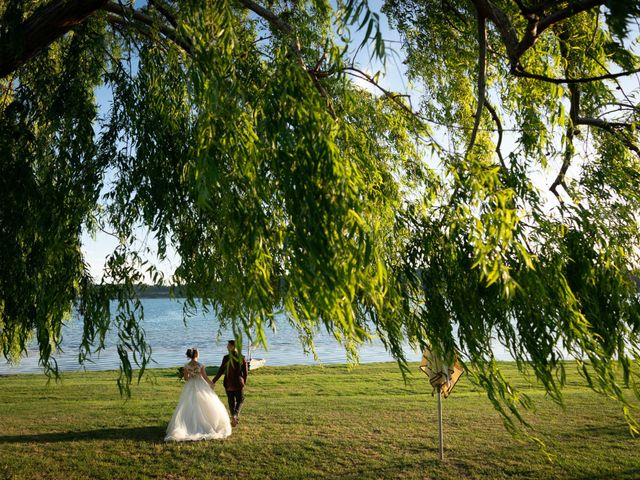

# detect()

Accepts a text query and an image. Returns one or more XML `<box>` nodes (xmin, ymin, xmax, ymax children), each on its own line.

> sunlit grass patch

<box><xmin>0</xmin><ymin>362</ymin><xmax>638</xmax><ymax>479</ymax></box>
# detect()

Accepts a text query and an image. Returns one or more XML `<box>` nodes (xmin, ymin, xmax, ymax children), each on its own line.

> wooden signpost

<box><xmin>419</xmin><ymin>349</ymin><xmax>464</xmax><ymax>461</ymax></box>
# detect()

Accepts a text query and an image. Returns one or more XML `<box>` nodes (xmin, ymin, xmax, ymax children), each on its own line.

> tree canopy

<box><xmin>1</xmin><ymin>0</ymin><xmax>640</xmax><ymax>436</ymax></box>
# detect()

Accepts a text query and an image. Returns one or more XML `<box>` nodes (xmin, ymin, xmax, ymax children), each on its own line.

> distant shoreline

<box><xmin>85</xmin><ymin>284</ymin><xmax>188</xmax><ymax>299</ymax></box>
<box><xmin>133</xmin><ymin>285</ymin><xmax>185</xmax><ymax>298</ymax></box>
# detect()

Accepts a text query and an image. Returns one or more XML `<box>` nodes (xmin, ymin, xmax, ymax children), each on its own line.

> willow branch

<box><xmin>577</xmin><ymin>117</ymin><xmax>640</xmax><ymax>157</ymax></box>
<box><xmin>485</xmin><ymin>100</ymin><xmax>506</xmax><ymax>169</ymax></box>
<box><xmin>340</xmin><ymin>67</ymin><xmax>419</xmax><ymax>118</ymax></box>
<box><xmin>466</xmin><ymin>13</ymin><xmax>487</xmax><ymax>158</ymax></box>
<box><xmin>335</xmin><ymin>66</ymin><xmax>441</xmax><ymax>148</ymax></box>
<box><xmin>0</xmin><ymin>72</ymin><xmax>15</xmax><ymax>106</ymax></box>
<box><xmin>236</xmin><ymin>0</ymin><xmax>338</xmax><ymax>117</ymax></box>
<box><xmin>549</xmin><ymin>85</ymin><xmax>578</xmax><ymax>201</ymax></box>
<box><xmin>550</xmin><ymin>32</ymin><xmax>578</xmax><ymax>202</ymax></box>
<box><xmin>102</xmin><ymin>2</ymin><xmax>192</xmax><ymax>54</ymax></box>
<box><xmin>105</xmin><ymin>14</ymin><xmax>171</xmax><ymax>56</ymax></box>
<box><xmin>237</xmin><ymin>0</ymin><xmax>293</xmax><ymax>35</ymax></box>
<box><xmin>441</xmin><ymin>0</ymin><xmax>471</xmax><ymax>29</ymax></box>
<box><xmin>512</xmin><ymin>0</ymin><xmax>529</xmax><ymax>14</ymax></box>
<box><xmin>586</xmin><ymin>51</ymin><xmax>637</xmax><ymax>109</ymax></box>
<box><xmin>513</xmin><ymin>0</ymin><xmax>563</xmax><ymax>15</ymax></box>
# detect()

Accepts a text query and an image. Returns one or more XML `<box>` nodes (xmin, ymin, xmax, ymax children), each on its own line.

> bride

<box><xmin>165</xmin><ymin>348</ymin><xmax>232</xmax><ymax>441</ymax></box>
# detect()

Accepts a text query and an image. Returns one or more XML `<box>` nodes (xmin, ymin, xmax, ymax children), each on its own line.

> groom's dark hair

<box><xmin>227</xmin><ymin>340</ymin><xmax>239</xmax><ymax>356</ymax></box>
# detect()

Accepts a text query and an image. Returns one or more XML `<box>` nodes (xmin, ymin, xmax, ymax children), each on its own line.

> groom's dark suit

<box><xmin>212</xmin><ymin>353</ymin><xmax>248</xmax><ymax>421</ymax></box>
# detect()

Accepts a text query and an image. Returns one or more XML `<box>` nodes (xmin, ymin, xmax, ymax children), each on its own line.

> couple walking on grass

<box><xmin>164</xmin><ymin>340</ymin><xmax>248</xmax><ymax>442</ymax></box>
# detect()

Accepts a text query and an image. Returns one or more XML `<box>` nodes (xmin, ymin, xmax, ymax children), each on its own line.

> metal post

<box><xmin>437</xmin><ymin>389</ymin><xmax>444</xmax><ymax>461</ymax></box>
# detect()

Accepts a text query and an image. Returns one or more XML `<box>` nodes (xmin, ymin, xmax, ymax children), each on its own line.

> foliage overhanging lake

<box><xmin>1</xmin><ymin>0</ymin><xmax>640</xmax><ymax>437</ymax></box>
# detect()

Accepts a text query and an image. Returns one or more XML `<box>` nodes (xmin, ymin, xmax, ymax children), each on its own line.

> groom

<box><xmin>212</xmin><ymin>340</ymin><xmax>248</xmax><ymax>427</ymax></box>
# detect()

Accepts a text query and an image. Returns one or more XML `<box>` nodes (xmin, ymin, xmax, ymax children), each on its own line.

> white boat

<box><xmin>247</xmin><ymin>343</ymin><xmax>266</xmax><ymax>371</ymax></box>
<box><xmin>248</xmin><ymin>358</ymin><xmax>266</xmax><ymax>370</ymax></box>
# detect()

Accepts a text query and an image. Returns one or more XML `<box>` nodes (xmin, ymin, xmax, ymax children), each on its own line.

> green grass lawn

<box><xmin>0</xmin><ymin>362</ymin><xmax>638</xmax><ymax>479</ymax></box>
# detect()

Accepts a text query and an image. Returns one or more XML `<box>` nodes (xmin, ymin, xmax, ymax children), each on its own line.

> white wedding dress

<box><xmin>165</xmin><ymin>361</ymin><xmax>232</xmax><ymax>441</ymax></box>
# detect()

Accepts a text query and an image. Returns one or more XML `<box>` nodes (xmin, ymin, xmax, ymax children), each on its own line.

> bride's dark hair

<box><xmin>186</xmin><ymin>348</ymin><xmax>198</xmax><ymax>359</ymax></box>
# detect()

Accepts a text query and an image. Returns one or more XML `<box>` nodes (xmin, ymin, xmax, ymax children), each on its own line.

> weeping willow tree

<box><xmin>1</xmin><ymin>0</ymin><xmax>640</xmax><ymax>437</ymax></box>
<box><xmin>0</xmin><ymin>0</ymin><xmax>429</xmax><ymax>392</ymax></box>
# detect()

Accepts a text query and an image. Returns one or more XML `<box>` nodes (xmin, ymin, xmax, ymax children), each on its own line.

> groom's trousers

<box><xmin>226</xmin><ymin>389</ymin><xmax>245</xmax><ymax>418</ymax></box>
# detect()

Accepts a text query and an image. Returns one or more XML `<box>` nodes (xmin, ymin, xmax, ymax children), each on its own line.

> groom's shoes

<box><xmin>231</xmin><ymin>416</ymin><xmax>238</xmax><ymax>427</ymax></box>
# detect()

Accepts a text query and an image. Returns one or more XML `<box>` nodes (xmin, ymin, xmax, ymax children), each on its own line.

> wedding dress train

<box><xmin>165</xmin><ymin>362</ymin><xmax>232</xmax><ymax>441</ymax></box>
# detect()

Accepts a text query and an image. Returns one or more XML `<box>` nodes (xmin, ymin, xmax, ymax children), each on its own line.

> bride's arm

<box><xmin>200</xmin><ymin>365</ymin><xmax>213</xmax><ymax>386</ymax></box>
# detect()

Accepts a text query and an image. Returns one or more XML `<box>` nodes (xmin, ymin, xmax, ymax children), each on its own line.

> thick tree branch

<box><xmin>1</xmin><ymin>0</ymin><xmax>294</xmax><ymax>79</ymax></box>
<box><xmin>470</xmin><ymin>0</ymin><xmax>519</xmax><ymax>66</ymax></box>
<box><xmin>549</xmin><ymin>141</ymin><xmax>572</xmax><ymax>202</ymax></box>
<box><xmin>472</xmin><ymin>0</ymin><xmax>605</xmax><ymax>75</ymax></box>
<box><xmin>0</xmin><ymin>0</ymin><xmax>109</xmax><ymax>78</ymax></box>
<box><xmin>514</xmin><ymin>0</ymin><xmax>604</xmax><ymax>62</ymax></box>
<box><xmin>577</xmin><ymin>117</ymin><xmax>630</xmax><ymax>129</ymax></box>
<box><xmin>148</xmin><ymin>0</ymin><xmax>178</xmax><ymax>29</ymax></box>
<box><xmin>467</xmin><ymin>13</ymin><xmax>487</xmax><ymax>158</ymax></box>
<box><xmin>536</xmin><ymin>0</ymin><xmax>603</xmax><ymax>35</ymax></box>
<box><xmin>512</xmin><ymin>66</ymin><xmax>640</xmax><ymax>84</ymax></box>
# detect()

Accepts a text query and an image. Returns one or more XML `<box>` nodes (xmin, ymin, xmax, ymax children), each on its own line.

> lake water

<box><xmin>1</xmin><ymin>298</ymin><xmax>520</xmax><ymax>374</ymax></box>
<box><xmin>1</xmin><ymin>298</ymin><xmax>428</xmax><ymax>374</ymax></box>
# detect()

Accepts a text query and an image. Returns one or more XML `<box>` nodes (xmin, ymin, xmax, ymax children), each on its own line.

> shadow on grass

<box><xmin>571</xmin><ymin>423</ymin><xmax>632</xmax><ymax>438</ymax></box>
<box><xmin>0</xmin><ymin>426</ymin><xmax>166</xmax><ymax>444</ymax></box>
